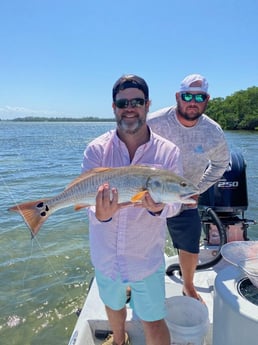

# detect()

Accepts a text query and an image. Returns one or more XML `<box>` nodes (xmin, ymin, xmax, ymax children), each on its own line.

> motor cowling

<box><xmin>198</xmin><ymin>150</ymin><xmax>248</xmax><ymax>216</ymax></box>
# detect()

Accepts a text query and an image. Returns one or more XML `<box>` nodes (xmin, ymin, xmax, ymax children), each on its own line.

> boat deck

<box><xmin>69</xmin><ymin>255</ymin><xmax>232</xmax><ymax>345</ymax></box>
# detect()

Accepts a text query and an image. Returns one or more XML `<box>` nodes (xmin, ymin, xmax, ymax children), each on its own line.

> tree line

<box><xmin>1</xmin><ymin>116</ymin><xmax>114</xmax><ymax>122</ymax></box>
<box><xmin>206</xmin><ymin>86</ymin><xmax>258</xmax><ymax>130</ymax></box>
<box><xmin>2</xmin><ymin>86</ymin><xmax>257</xmax><ymax>129</ymax></box>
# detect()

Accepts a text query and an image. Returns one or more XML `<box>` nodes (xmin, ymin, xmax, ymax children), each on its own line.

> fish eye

<box><xmin>180</xmin><ymin>181</ymin><xmax>187</xmax><ymax>187</ymax></box>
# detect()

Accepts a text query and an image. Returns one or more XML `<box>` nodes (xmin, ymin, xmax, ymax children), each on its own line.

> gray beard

<box><xmin>117</xmin><ymin>118</ymin><xmax>144</xmax><ymax>134</ymax></box>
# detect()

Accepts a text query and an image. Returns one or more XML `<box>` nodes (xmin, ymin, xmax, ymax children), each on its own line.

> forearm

<box><xmin>198</xmin><ymin>143</ymin><xmax>230</xmax><ymax>193</ymax></box>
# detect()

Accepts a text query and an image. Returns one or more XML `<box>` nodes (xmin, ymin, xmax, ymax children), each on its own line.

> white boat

<box><xmin>68</xmin><ymin>151</ymin><xmax>258</xmax><ymax>345</ymax></box>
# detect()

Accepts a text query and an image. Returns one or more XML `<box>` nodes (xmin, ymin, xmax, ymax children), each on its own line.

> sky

<box><xmin>0</xmin><ymin>0</ymin><xmax>257</xmax><ymax>119</ymax></box>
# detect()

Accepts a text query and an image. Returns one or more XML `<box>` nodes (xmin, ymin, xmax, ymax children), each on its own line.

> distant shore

<box><xmin>0</xmin><ymin>116</ymin><xmax>257</xmax><ymax>130</ymax></box>
<box><xmin>0</xmin><ymin>116</ymin><xmax>115</xmax><ymax>122</ymax></box>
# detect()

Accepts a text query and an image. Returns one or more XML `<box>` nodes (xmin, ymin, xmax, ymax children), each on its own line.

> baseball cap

<box><xmin>112</xmin><ymin>74</ymin><xmax>149</xmax><ymax>101</ymax></box>
<box><xmin>179</xmin><ymin>74</ymin><xmax>209</xmax><ymax>93</ymax></box>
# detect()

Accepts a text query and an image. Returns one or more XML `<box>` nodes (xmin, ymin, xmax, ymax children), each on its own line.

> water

<box><xmin>0</xmin><ymin>122</ymin><xmax>257</xmax><ymax>345</ymax></box>
<box><xmin>239</xmin><ymin>278</ymin><xmax>258</xmax><ymax>306</ymax></box>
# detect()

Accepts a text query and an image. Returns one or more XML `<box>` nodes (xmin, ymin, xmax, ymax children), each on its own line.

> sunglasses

<box><xmin>114</xmin><ymin>98</ymin><xmax>146</xmax><ymax>109</ymax></box>
<box><xmin>180</xmin><ymin>93</ymin><xmax>208</xmax><ymax>103</ymax></box>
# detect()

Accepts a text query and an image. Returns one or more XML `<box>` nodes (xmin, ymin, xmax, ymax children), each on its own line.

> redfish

<box><xmin>9</xmin><ymin>166</ymin><xmax>199</xmax><ymax>236</ymax></box>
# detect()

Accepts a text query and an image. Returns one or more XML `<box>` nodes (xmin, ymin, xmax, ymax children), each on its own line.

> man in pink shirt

<box><xmin>81</xmin><ymin>74</ymin><xmax>183</xmax><ymax>345</ymax></box>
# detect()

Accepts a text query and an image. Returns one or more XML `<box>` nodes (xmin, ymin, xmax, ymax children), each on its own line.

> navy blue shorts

<box><xmin>167</xmin><ymin>208</ymin><xmax>202</xmax><ymax>254</ymax></box>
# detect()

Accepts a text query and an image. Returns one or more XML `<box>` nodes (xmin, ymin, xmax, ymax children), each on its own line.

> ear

<box><xmin>145</xmin><ymin>99</ymin><xmax>151</xmax><ymax>111</ymax></box>
<box><xmin>175</xmin><ymin>92</ymin><xmax>180</xmax><ymax>101</ymax></box>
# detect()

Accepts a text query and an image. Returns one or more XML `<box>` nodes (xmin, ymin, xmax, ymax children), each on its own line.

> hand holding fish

<box><xmin>141</xmin><ymin>191</ymin><xmax>164</xmax><ymax>215</ymax></box>
<box><xmin>95</xmin><ymin>183</ymin><xmax>120</xmax><ymax>222</ymax></box>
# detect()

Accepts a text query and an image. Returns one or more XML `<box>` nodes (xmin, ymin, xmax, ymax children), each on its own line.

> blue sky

<box><xmin>0</xmin><ymin>0</ymin><xmax>257</xmax><ymax>119</ymax></box>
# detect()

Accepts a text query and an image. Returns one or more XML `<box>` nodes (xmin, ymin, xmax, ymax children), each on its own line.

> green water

<box><xmin>0</xmin><ymin>122</ymin><xmax>257</xmax><ymax>344</ymax></box>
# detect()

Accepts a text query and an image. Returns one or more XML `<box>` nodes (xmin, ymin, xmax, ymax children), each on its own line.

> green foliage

<box><xmin>206</xmin><ymin>86</ymin><xmax>258</xmax><ymax>130</ymax></box>
<box><xmin>1</xmin><ymin>87</ymin><xmax>257</xmax><ymax>130</ymax></box>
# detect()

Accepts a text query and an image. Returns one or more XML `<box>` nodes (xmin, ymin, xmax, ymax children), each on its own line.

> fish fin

<box><xmin>65</xmin><ymin>167</ymin><xmax>111</xmax><ymax>189</ymax></box>
<box><xmin>90</xmin><ymin>167</ymin><xmax>112</xmax><ymax>173</ymax></box>
<box><xmin>74</xmin><ymin>204</ymin><xmax>89</xmax><ymax>211</ymax></box>
<box><xmin>9</xmin><ymin>199</ymin><xmax>51</xmax><ymax>237</ymax></box>
<box><xmin>131</xmin><ymin>191</ymin><xmax>147</xmax><ymax>202</ymax></box>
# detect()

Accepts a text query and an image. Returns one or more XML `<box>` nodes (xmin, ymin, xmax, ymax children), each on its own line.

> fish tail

<box><xmin>9</xmin><ymin>199</ymin><xmax>51</xmax><ymax>237</ymax></box>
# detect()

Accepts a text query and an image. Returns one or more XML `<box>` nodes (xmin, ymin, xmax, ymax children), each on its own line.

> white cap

<box><xmin>179</xmin><ymin>74</ymin><xmax>209</xmax><ymax>93</ymax></box>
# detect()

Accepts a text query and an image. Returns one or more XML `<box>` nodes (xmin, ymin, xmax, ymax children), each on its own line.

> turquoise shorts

<box><xmin>95</xmin><ymin>264</ymin><xmax>166</xmax><ymax>322</ymax></box>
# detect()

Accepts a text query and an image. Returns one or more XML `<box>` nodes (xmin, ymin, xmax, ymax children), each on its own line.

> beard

<box><xmin>117</xmin><ymin>115</ymin><xmax>145</xmax><ymax>134</ymax></box>
<box><xmin>177</xmin><ymin>102</ymin><xmax>203</xmax><ymax>122</ymax></box>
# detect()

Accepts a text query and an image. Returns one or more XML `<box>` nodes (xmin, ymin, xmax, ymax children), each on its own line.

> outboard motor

<box><xmin>166</xmin><ymin>150</ymin><xmax>255</xmax><ymax>275</ymax></box>
<box><xmin>199</xmin><ymin>150</ymin><xmax>248</xmax><ymax>216</ymax></box>
<box><xmin>198</xmin><ymin>150</ymin><xmax>250</xmax><ymax>247</ymax></box>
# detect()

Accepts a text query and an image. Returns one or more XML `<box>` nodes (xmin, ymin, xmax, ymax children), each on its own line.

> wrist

<box><xmin>96</xmin><ymin>216</ymin><xmax>112</xmax><ymax>223</ymax></box>
<box><xmin>147</xmin><ymin>210</ymin><xmax>162</xmax><ymax>216</ymax></box>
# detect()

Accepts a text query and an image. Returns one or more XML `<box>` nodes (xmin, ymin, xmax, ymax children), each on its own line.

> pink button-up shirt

<box><xmin>81</xmin><ymin>128</ymin><xmax>182</xmax><ymax>282</ymax></box>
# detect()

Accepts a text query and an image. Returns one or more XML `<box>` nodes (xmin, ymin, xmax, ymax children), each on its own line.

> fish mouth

<box><xmin>180</xmin><ymin>191</ymin><xmax>198</xmax><ymax>200</ymax></box>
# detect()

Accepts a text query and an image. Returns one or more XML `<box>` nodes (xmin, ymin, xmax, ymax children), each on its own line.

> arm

<box><xmin>81</xmin><ymin>135</ymin><xmax>117</xmax><ymax>221</ymax></box>
<box><xmin>81</xmin><ymin>144</ymin><xmax>103</xmax><ymax>172</ymax></box>
<box><xmin>198</xmin><ymin>139</ymin><xmax>230</xmax><ymax>194</ymax></box>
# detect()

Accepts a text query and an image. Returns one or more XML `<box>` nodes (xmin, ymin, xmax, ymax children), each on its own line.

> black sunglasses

<box><xmin>114</xmin><ymin>98</ymin><xmax>146</xmax><ymax>109</ymax></box>
<box><xmin>181</xmin><ymin>93</ymin><xmax>208</xmax><ymax>103</ymax></box>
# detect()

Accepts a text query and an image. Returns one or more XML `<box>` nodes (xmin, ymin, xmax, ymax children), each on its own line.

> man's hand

<box><xmin>95</xmin><ymin>183</ymin><xmax>119</xmax><ymax>222</ymax></box>
<box><xmin>141</xmin><ymin>191</ymin><xmax>164</xmax><ymax>215</ymax></box>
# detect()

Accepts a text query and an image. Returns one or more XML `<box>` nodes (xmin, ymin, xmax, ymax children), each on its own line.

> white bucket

<box><xmin>166</xmin><ymin>296</ymin><xmax>209</xmax><ymax>345</ymax></box>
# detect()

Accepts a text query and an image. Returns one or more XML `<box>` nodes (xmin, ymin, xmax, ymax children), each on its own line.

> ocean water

<box><xmin>0</xmin><ymin>122</ymin><xmax>258</xmax><ymax>345</ymax></box>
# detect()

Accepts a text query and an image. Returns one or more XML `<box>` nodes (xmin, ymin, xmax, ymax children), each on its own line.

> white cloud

<box><xmin>0</xmin><ymin>105</ymin><xmax>61</xmax><ymax>119</ymax></box>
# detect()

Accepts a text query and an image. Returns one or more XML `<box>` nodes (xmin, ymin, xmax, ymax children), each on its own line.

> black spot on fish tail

<box><xmin>36</xmin><ymin>202</ymin><xmax>50</xmax><ymax>217</ymax></box>
<box><xmin>40</xmin><ymin>204</ymin><xmax>50</xmax><ymax>217</ymax></box>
